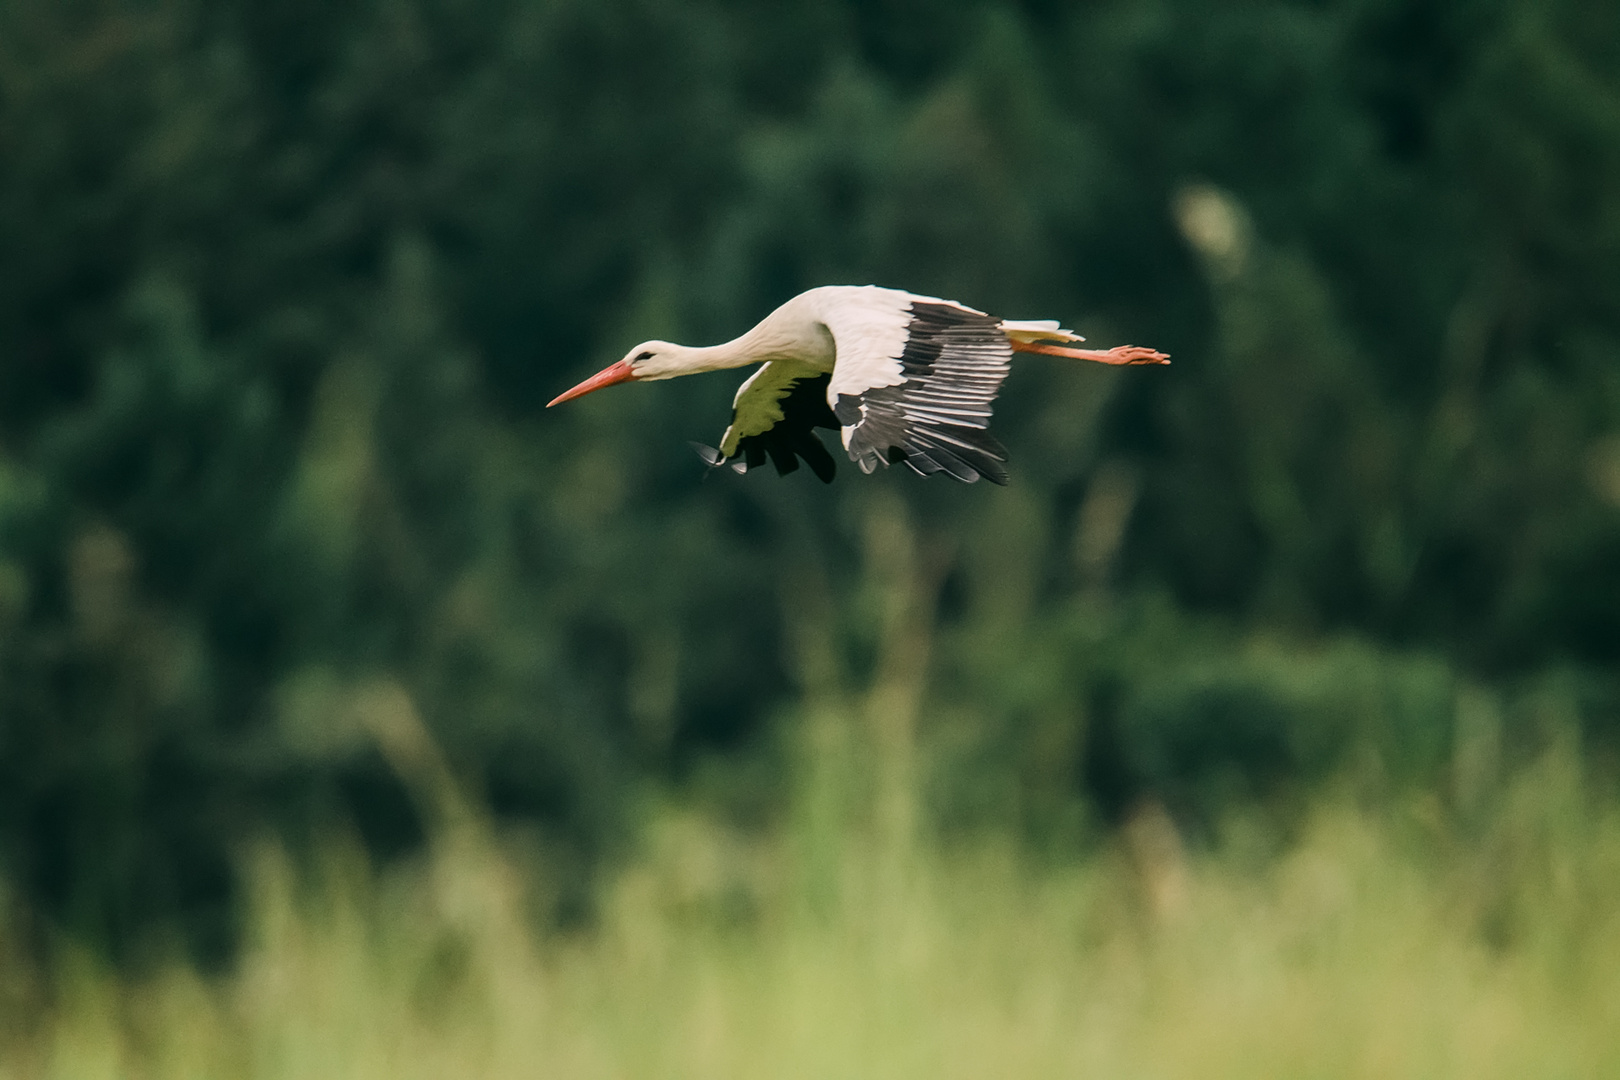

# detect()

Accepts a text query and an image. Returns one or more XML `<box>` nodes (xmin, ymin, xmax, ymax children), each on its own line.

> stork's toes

<box><xmin>1105</xmin><ymin>345</ymin><xmax>1171</xmax><ymax>365</ymax></box>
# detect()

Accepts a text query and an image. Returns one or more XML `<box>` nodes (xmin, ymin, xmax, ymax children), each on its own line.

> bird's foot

<box><xmin>1083</xmin><ymin>345</ymin><xmax>1171</xmax><ymax>365</ymax></box>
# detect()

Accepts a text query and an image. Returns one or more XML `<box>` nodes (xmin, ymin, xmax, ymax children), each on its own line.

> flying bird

<box><xmin>547</xmin><ymin>285</ymin><xmax>1167</xmax><ymax>485</ymax></box>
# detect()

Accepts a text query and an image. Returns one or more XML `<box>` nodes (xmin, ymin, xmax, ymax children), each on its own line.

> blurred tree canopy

<box><xmin>1</xmin><ymin>0</ymin><xmax>1619</xmax><ymax>960</ymax></box>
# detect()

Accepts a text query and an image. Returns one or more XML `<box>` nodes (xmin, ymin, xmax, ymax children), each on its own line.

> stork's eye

<box><xmin>635</xmin><ymin>350</ymin><xmax>654</xmax><ymax>361</ymax></box>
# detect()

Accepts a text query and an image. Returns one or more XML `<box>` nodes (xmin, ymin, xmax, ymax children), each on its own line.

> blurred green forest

<box><xmin>2</xmin><ymin>0</ymin><xmax>1620</xmax><ymax>970</ymax></box>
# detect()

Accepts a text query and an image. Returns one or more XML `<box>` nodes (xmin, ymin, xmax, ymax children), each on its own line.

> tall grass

<box><xmin>4</xmin><ymin>684</ymin><xmax>1620</xmax><ymax>1077</ymax></box>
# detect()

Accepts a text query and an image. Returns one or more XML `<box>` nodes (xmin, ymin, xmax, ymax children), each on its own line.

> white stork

<box><xmin>547</xmin><ymin>285</ymin><xmax>1167</xmax><ymax>485</ymax></box>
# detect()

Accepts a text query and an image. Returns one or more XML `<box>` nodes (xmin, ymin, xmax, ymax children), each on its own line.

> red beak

<box><xmin>546</xmin><ymin>359</ymin><xmax>638</xmax><ymax>407</ymax></box>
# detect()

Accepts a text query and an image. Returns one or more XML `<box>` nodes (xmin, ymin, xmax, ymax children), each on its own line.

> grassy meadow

<box><xmin>4</xmin><ymin>686</ymin><xmax>1619</xmax><ymax>1080</ymax></box>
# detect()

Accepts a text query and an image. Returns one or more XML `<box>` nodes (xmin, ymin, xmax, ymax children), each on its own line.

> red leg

<box><xmin>1011</xmin><ymin>340</ymin><xmax>1171</xmax><ymax>365</ymax></box>
<box><xmin>1069</xmin><ymin>344</ymin><xmax>1171</xmax><ymax>365</ymax></box>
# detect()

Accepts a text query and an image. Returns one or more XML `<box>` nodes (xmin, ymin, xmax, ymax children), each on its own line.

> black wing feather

<box><xmin>833</xmin><ymin>301</ymin><xmax>1012</xmax><ymax>485</ymax></box>
<box><xmin>720</xmin><ymin>371</ymin><xmax>840</xmax><ymax>483</ymax></box>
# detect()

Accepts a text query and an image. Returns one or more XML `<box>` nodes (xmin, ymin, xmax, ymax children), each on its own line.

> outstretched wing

<box><xmin>699</xmin><ymin>361</ymin><xmax>840</xmax><ymax>482</ymax></box>
<box><xmin>823</xmin><ymin>293</ymin><xmax>1012</xmax><ymax>485</ymax></box>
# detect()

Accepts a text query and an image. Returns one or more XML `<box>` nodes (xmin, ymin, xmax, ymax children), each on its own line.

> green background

<box><xmin>2</xmin><ymin>0</ymin><xmax>1618</xmax><ymax>971</ymax></box>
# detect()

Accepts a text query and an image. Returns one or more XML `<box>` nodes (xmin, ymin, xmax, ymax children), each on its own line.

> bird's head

<box><xmin>546</xmin><ymin>341</ymin><xmax>686</xmax><ymax>407</ymax></box>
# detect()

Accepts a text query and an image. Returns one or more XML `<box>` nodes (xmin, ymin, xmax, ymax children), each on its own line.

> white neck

<box><xmin>653</xmin><ymin>315</ymin><xmax>824</xmax><ymax>379</ymax></box>
<box><xmin>637</xmin><ymin>295</ymin><xmax>833</xmax><ymax>381</ymax></box>
<box><xmin>670</xmin><ymin>331</ymin><xmax>769</xmax><ymax>374</ymax></box>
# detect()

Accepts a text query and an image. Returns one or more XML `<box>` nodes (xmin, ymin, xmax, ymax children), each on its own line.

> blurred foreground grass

<box><xmin>3</xmin><ymin>694</ymin><xmax>1619</xmax><ymax>1080</ymax></box>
